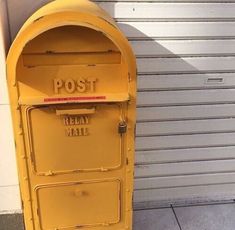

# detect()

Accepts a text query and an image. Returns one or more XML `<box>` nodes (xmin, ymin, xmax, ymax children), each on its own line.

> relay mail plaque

<box><xmin>7</xmin><ymin>0</ymin><xmax>136</xmax><ymax>230</ymax></box>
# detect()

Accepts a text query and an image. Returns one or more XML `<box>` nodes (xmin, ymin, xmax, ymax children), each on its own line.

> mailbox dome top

<box><xmin>7</xmin><ymin>0</ymin><xmax>136</xmax><ymax>85</ymax></box>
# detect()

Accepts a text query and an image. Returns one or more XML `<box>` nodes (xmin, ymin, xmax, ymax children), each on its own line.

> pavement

<box><xmin>134</xmin><ymin>203</ymin><xmax>235</xmax><ymax>230</ymax></box>
<box><xmin>1</xmin><ymin>202</ymin><xmax>235</xmax><ymax>230</ymax></box>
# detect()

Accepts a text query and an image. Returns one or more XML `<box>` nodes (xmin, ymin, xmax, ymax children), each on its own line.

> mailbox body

<box><xmin>6</xmin><ymin>1</ymin><xmax>136</xmax><ymax>230</ymax></box>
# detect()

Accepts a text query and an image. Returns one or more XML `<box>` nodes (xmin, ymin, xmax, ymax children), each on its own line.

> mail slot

<box><xmin>6</xmin><ymin>1</ymin><xmax>136</xmax><ymax>230</ymax></box>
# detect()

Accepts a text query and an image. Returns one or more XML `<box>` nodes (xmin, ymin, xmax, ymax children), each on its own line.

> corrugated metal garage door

<box><xmin>95</xmin><ymin>0</ymin><xmax>235</xmax><ymax>208</ymax></box>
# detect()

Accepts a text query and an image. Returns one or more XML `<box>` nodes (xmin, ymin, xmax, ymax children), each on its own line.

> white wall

<box><xmin>0</xmin><ymin>0</ymin><xmax>21</xmax><ymax>214</ymax></box>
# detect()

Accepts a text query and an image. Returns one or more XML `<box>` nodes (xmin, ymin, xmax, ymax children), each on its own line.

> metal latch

<box><xmin>118</xmin><ymin>121</ymin><xmax>127</xmax><ymax>134</ymax></box>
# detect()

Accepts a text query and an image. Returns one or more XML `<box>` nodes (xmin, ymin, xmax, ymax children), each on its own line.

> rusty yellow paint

<box><xmin>6</xmin><ymin>0</ymin><xmax>136</xmax><ymax>230</ymax></box>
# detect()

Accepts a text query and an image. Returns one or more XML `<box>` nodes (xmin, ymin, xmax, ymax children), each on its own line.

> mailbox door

<box><xmin>36</xmin><ymin>180</ymin><xmax>120</xmax><ymax>229</ymax></box>
<box><xmin>24</xmin><ymin>103</ymin><xmax>126</xmax><ymax>175</ymax></box>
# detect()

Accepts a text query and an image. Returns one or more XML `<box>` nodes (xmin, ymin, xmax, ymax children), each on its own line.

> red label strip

<box><xmin>44</xmin><ymin>96</ymin><xmax>106</xmax><ymax>103</ymax></box>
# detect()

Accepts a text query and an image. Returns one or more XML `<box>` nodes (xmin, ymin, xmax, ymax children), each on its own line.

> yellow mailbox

<box><xmin>6</xmin><ymin>0</ymin><xmax>136</xmax><ymax>229</ymax></box>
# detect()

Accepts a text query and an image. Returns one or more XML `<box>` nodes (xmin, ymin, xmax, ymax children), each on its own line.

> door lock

<box><xmin>118</xmin><ymin>121</ymin><xmax>127</xmax><ymax>134</ymax></box>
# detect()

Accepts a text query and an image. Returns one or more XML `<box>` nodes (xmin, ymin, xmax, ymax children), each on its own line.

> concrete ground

<box><xmin>134</xmin><ymin>203</ymin><xmax>235</xmax><ymax>230</ymax></box>
<box><xmin>1</xmin><ymin>203</ymin><xmax>235</xmax><ymax>230</ymax></box>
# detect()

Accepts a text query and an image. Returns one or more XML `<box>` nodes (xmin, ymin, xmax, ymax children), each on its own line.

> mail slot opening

<box><xmin>23</xmin><ymin>26</ymin><xmax>121</xmax><ymax>66</ymax></box>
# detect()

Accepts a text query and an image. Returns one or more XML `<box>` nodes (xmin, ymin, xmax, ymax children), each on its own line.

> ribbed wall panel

<box><xmin>95</xmin><ymin>1</ymin><xmax>235</xmax><ymax>208</ymax></box>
